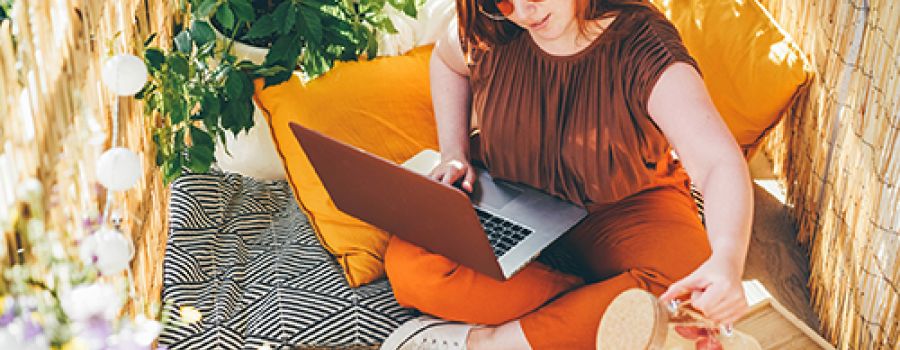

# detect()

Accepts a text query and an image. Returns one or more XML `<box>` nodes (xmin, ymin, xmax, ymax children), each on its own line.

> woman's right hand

<box><xmin>428</xmin><ymin>156</ymin><xmax>476</xmax><ymax>193</ymax></box>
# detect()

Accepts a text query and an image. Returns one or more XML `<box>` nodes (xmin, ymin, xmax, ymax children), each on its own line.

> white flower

<box><xmin>60</xmin><ymin>283</ymin><xmax>124</xmax><ymax>321</ymax></box>
<box><xmin>79</xmin><ymin>227</ymin><xmax>134</xmax><ymax>276</ymax></box>
<box><xmin>102</xmin><ymin>314</ymin><xmax>162</xmax><ymax>350</ymax></box>
<box><xmin>129</xmin><ymin>315</ymin><xmax>162</xmax><ymax>346</ymax></box>
<box><xmin>0</xmin><ymin>318</ymin><xmax>50</xmax><ymax>350</ymax></box>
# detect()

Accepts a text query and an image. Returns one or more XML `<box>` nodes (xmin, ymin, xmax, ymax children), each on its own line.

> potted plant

<box><xmin>138</xmin><ymin>0</ymin><xmax>417</xmax><ymax>184</ymax></box>
<box><xmin>192</xmin><ymin>0</ymin><xmax>418</xmax><ymax>83</ymax></box>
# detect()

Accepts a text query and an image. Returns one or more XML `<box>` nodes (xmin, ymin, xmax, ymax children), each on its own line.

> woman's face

<box><xmin>504</xmin><ymin>0</ymin><xmax>579</xmax><ymax>42</ymax></box>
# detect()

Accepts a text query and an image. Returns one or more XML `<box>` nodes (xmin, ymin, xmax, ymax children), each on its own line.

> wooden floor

<box><xmin>744</xmin><ymin>153</ymin><xmax>821</xmax><ymax>331</ymax></box>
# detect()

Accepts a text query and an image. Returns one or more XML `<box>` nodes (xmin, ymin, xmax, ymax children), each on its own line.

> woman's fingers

<box><xmin>461</xmin><ymin>166</ymin><xmax>476</xmax><ymax>192</ymax></box>
<box><xmin>714</xmin><ymin>296</ymin><xmax>749</xmax><ymax>325</ymax></box>
<box><xmin>662</xmin><ymin>273</ymin><xmax>707</xmax><ymax>302</ymax></box>
<box><xmin>442</xmin><ymin>167</ymin><xmax>463</xmax><ymax>185</ymax></box>
<box><xmin>691</xmin><ymin>284</ymin><xmax>727</xmax><ymax>317</ymax></box>
<box><xmin>427</xmin><ymin>159</ymin><xmax>475</xmax><ymax>192</ymax></box>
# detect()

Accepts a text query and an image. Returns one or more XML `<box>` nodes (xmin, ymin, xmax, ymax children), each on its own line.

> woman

<box><xmin>381</xmin><ymin>0</ymin><xmax>753</xmax><ymax>348</ymax></box>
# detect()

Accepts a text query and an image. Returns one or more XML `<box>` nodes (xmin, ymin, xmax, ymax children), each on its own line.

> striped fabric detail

<box><xmin>160</xmin><ymin>171</ymin><xmax>415</xmax><ymax>349</ymax></box>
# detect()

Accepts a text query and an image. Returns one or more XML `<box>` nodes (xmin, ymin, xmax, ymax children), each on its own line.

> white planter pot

<box><xmin>211</xmin><ymin>22</ymin><xmax>270</xmax><ymax>64</ymax></box>
<box><xmin>214</xmin><ymin>107</ymin><xmax>286</xmax><ymax>180</ymax></box>
<box><xmin>210</xmin><ymin>23</ymin><xmax>286</xmax><ymax>180</ymax></box>
<box><xmin>225</xmin><ymin>36</ymin><xmax>269</xmax><ymax>65</ymax></box>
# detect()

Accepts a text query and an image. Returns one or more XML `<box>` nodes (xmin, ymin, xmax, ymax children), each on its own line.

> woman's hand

<box><xmin>660</xmin><ymin>255</ymin><xmax>749</xmax><ymax>326</ymax></box>
<box><xmin>428</xmin><ymin>156</ymin><xmax>476</xmax><ymax>193</ymax></box>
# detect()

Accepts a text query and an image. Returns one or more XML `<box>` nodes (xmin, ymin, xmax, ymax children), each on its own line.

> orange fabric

<box><xmin>385</xmin><ymin>185</ymin><xmax>712</xmax><ymax>349</ymax></box>
<box><xmin>254</xmin><ymin>45</ymin><xmax>439</xmax><ymax>287</ymax></box>
<box><xmin>649</xmin><ymin>0</ymin><xmax>813</xmax><ymax>154</ymax></box>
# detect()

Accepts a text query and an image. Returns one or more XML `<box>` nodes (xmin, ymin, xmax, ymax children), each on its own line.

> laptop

<box><xmin>290</xmin><ymin>122</ymin><xmax>587</xmax><ymax>280</ymax></box>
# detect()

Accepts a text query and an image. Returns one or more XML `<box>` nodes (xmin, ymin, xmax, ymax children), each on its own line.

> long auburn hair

<box><xmin>457</xmin><ymin>0</ymin><xmax>652</xmax><ymax>56</ymax></box>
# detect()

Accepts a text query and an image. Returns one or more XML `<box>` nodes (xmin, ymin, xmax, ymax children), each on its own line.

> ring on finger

<box><xmin>447</xmin><ymin>160</ymin><xmax>464</xmax><ymax>170</ymax></box>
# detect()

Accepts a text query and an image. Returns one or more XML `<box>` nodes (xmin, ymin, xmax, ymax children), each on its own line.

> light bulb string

<box><xmin>101</xmin><ymin>96</ymin><xmax>119</xmax><ymax>225</ymax></box>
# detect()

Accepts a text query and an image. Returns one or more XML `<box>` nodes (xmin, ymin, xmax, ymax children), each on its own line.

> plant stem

<box><xmin>223</xmin><ymin>19</ymin><xmax>244</xmax><ymax>60</ymax></box>
<box><xmin>25</xmin><ymin>278</ymin><xmax>70</xmax><ymax>324</ymax></box>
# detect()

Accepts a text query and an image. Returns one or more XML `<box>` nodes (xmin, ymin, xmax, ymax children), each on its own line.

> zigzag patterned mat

<box><xmin>159</xmin><ymin>172</ymin><xmax>415</xmax><ymax>349</ymax></box>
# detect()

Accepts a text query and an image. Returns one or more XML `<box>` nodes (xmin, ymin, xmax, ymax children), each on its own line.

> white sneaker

<box><xmin>381</xmin><ymin>315</ymin><xmax>473</xmax><ymax>350</ymax></box>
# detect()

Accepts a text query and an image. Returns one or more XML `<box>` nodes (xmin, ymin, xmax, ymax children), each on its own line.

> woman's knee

<box><xmin>384</xmin><ymin>237</ymin><xmax>458</xmax><ymax>308</ymax></box>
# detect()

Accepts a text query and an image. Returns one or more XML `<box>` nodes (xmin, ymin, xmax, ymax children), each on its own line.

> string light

<box><xmin>100</xmin><ymin>54</ymin><xmax>148</xmax><ymax>97</ymax></box>
<box><xmin>95</xmin><ymin>147</ymin><xmax>143</xmax><ymax>192</ymax></box>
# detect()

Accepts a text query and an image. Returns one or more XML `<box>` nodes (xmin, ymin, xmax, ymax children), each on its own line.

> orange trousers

<box><xmin>385</xmin><ymin>185</ymin><xmax>712</xmax><ymax>349</ymax></box>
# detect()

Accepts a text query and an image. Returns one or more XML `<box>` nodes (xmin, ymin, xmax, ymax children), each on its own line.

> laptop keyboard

<box><xmin>474</xmin><ymin>207</ymin><xmax>534</xmax><ymax>258</ymax></box>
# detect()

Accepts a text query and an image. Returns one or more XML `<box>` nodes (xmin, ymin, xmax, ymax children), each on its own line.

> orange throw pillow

<box><xmin>650</xmin><ymin>0</ymin><xmax>813</xmax><ymax>154</ymax></box>
<box><xmin>254</xmin><ymin>45</ymin><xmax>438</xmax><ymax>287</ymax></box>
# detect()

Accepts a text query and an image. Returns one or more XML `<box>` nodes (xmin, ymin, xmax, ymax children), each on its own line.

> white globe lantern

<box><xmin>79</xmin><ymin>227</ymin><xmax>134</xmax><ymax>276</ymax></box>
<box><xmin>96</xmin><ymin>147</ymin><xmax>143</xmax><ymax>191</ymax></box>
<box><xmin>101</xmin><ymin>54</ymin><xmax>148</xmax><ymax>96</ymax></box>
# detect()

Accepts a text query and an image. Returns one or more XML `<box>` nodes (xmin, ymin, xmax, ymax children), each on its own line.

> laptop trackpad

<box><xmin>472</xmin><ymin>173</ymin><xmax>523</xmax><ymax>210</ymax></box>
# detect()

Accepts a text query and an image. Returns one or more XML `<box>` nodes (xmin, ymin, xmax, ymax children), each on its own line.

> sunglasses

<box><xmin>478</xmin><ymin>0</ymin><xmax>515</xmax><ymax>20</ymax></box>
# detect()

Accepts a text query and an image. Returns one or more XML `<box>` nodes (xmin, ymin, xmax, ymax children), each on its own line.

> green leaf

<box><xmin>163</xmin><ymin>155</ymin><xmax>182</xmax><ymax>184</ymax></box>
<box><xmin>402</xmin><ymin>0</ymin><xmax>417</xmax><ymax>18</ymax></box>
<box><xmin>195</xmin><ymin>0</ymin><xmax>219</xmax><ymax>18</ymax></box>
<box><xmin>215</xmin><ymin>4</ymin><xmax>235</xmax><ymax>30</ymax></box>
<box><xmin>220</xmin><ymin>99</ymin><xmax>242</xmax><ymax>134</ymax></box>
<box><xmin>253</xmin><ymin>65</ymin><xmax>289</xmax><ymax>77</ymax></box>
<box><xmin>170</xmin><ymin>98</ymin><xmax>187</xmax><ymax>124</ymax></box>
<box><xmin>303</xmin><ymin>0</ymin><xmax>327</xmax><ymax>9</ymax></box>
<box><xmin>365</xmin><ymin>28</ymin><xmax>378</xmax><ymax>59</ymax></box>
<box><xmin>174</xmin><ymin>30</ymin><xmax>193</xmax><ymax>54</ymax></box>
<box><xmin>272</xmin><ymin>1</ymin><xmax>292</xmax><ymax>27</ymax></box>
<box><xmin>218</xmin><ymin>131</ymin><xmax>232</xmax><ymax>157</ymax></box>
<box><xmin>235</xmin><ymin>60</ymin><xmax>257</xmax><ymax>70</ymax></box>
<box><xmin>200</xmin><ymin>93</ymin><xmax>221</xmax><ymax>119</ymax></box>
<box><xmin>243</xmin><ymin>14</ymin><xmax>278</xmax><ymax>40</ymax></box>
<box><xmin>190</xmin><ymin>125</ymin><xmax>214</xmax><ymax>147</ymax></box>
<box><xmin>281</xmin><ymin>4</ymin><xmax>298</xmax><ymax>36</ymax></box>
<box><xmin>198</xmin><ymin>41</ymin><xmax>217</xmax><ymax>56</ymax></box>
<box><xmin>264</xmin><ymin>68</ymin><xmax>293</xmax><ymax>87</ymax></box>
<box><xmin>190</xmin><ymin>20</ymin><xmax>216</xmax><ymax>46</ymax></box>
<box><xmin>264</xmin><ymin>33</ymin><xmax>299</xmax><ymax>66</ymax></box>
<box><xmin>188</xmin><ymin>144</ymin><xmax>214</xmax><ymax>173</ymax></box>
<box><xmin>134</xmin><ymin>84</ymin><xmax>150</xmax><ymax>100</ymax></box>
<box><xmin>229</xmin><ymin>0</ymin><xmax>255</xmax><ymax>22</ymax></box>
<box><xmin>144</xmin><ymin>48</ymin><xmax>165</xmax><ymax>71</ymax></box>
<box><xmin>378</xmin><ymin>17</ymin><xmax>398</xmax><ymax>34</ymax></box>
<box><xmin>224</xmin><ymin>69</ymin><xmax>244</xmax><ymax>99</ymax></box>
<box><xmin>298</xmin><ymin>5</ymin><xmax>323</xmax><ymax>45</ymax></box>
<box><xmin>174</xmin><ymin>128</ymin><xmax>186</xmax><ymax>151</ymax></box>
<box><xmin>168</xmin><ymin>53</ymin><xmax>189</xmax><ymax>77</ymax></box>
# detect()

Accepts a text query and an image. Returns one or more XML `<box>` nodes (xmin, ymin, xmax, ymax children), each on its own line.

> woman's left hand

<box><xmin>659</xmin><ymin>255</ymin><xmax>750</xmax><ymax>326</ymax></box>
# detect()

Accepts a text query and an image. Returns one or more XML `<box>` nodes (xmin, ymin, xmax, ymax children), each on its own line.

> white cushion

<box><xmin>214</xmin><ymin>104</ymin><xmax>286</xmax><ymax>180</ymax></box>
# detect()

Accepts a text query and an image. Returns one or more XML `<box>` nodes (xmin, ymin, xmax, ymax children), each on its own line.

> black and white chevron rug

<box><xmin>159</xmin><ymin>171</ymin><xmax>416</xmax><ymax>349</ymax></box>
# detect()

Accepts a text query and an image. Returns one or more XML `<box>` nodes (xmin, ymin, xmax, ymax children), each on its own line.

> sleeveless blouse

<box><xmin>465</xmin><ymin>6</ymin><xmax>701</xmax><ymax>207</ymax></box>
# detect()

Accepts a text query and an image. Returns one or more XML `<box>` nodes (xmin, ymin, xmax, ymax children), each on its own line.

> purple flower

<box><xmin>22</xmin><ymin>317</ymin><xmax>42</xmax><ymax>341</ymax></box>
<box><xmin>84</xmin><ymin>316</ymin><xmax>113</xmax><ymax>341</ymax></box>
<box><xmin>0</xmin><ymin>309</ymin><xmax>14</xmax><ymax>327</ymax></box>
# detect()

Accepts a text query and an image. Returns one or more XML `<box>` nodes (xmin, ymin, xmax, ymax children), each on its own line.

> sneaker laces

<box><xmin>419</xmin><ymin>336</ymin><xmax>464</xmax><ymax>349</ymax></box>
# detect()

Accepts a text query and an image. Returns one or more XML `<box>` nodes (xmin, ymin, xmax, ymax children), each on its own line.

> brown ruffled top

<box><xmin>466</xmin><ymin>6</ymin><xmax>700</xmax><ymax>207</ymax></box>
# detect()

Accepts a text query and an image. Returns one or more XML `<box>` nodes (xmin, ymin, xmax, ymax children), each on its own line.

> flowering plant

<box><xmin>0</xmin><ymin>180</ymin><xmax>163</xmax><ymax>349</ymax></box>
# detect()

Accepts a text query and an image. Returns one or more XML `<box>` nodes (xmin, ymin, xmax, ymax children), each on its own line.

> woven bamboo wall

<box><xmin>757</xmin><ymin>0</ymin><xmax>899</xmax><ymax>349</ymax></box>
<box><xmin>0</xmin><ymin>0</ymin><xmax>182</xmax><ymax>316</ymax></box>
